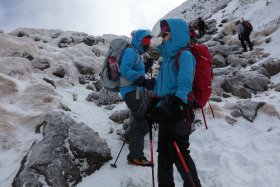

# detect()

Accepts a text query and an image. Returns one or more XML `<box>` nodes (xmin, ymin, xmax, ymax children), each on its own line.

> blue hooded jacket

<box><xmin>153</xmin><ymin>19</ymin><xmax>196</xmax><ymax>104</ymax></box>
<box><xmin>119</xmin><ymin>29</ymin><xmax>151</xmax><ymax>99</ymax></box>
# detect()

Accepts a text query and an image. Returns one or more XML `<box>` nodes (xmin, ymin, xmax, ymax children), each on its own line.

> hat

<box><xmin>142</xmin><ymin>36</ymin><xmax>151</xmax><ymax>45</ymax></box>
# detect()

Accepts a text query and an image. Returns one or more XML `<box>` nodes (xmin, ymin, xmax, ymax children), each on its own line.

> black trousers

<box><xmin>240</xmin><ymin>31</ymin><xmax>253</xmax><ymax>51</ymax></box>
<box><xmin>124</xmin><ymin>90</ymin><xmax>149</xmax><ymax>160</ymax></box>
<box><xmin>157</xmin><ymin>105</ymin><xmax>201</xmax><ymax>187</ymax></box>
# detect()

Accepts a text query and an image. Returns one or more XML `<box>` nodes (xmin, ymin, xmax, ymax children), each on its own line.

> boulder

<box><xmin>232</xmin><ymin>85</ymin><xmax>252</xmax><ymax>99</ymax></box>
<box><xmin>230</xmin><ymin>109</ymin><xmax>242</xmax><ymax>118</ymax></box>
<box><xmin>79</xmin><ymin>76</ymin><xmax>86</xmax><ymax>84</ymax></box>
<box><xmin>13</xmin><ymin>111</ymin><xmax>111</xmax><ymax>187</ymax></box>
<box><xmin>98</xmin><ymin>89</ymin><xmax>121</xmax><ymax>106</ymax></box>
<box><xmin>261</xmin><ymin>58</ymin><xmax>280</xmax><ymax>76</ymax></box>
<box><xmin>275</xmin><ymin>83</ymin><xmax>280</xmax><ymax>92</ymax></box>
<box><xmin>109</xmin><ymin>109</ymin><xmax>130</xmax><ymax>124</ymax></box>
<box><xmin>229</xmin><ymin>72</ymin><xmax>269</xmax><ymax>91</ymax></box>
<box><xmin>31</xmin><ymin>58</ymin><xmax>50</xmax><ymax>71</ymax></box>
<box><xmin>74</xmin><ymin>61</ymin><xmax>94</xmax><ymax>75</ymax></box>
<box><xmin>238</xmin><ymin>101</ymin><xmax>265</xmax><ymax>122</ymax></box>
<box><xmin>212</xmin><ymin>54</ymin><xmax>226</xmax><ymax>67</ymax></box>
<box><xmin>52</xmin><ymin>67</ymin><xmax>66</xmax><ymax>78</ymax></box>
<box><xmin>225</xmin><ymin>115</ymin><xmax>237</xmax><ymax>125</ymax></box>
<box><xmin>227</xmin><ymin>55</ymin><xmax>246</xmax><ymax>67</ymax></box>
<box><xmin>222</xmin><ymin>78</ymin><xmax>233</xmax><ymax>92</ymax></box>
<box><xmin>86</xmin><ymin>92</ymin><xmax>99</xmax><ymax>102</ymax></box>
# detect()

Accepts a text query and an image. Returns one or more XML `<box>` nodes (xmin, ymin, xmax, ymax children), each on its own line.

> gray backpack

<box><xmin>99</xmin><ymin>38</ymin><xmax>139</xmax><ymax>92</ymax></box>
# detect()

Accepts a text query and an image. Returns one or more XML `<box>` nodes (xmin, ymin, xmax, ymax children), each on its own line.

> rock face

<box><xmin>13</xmin><ymin>111</ymin><xmax>111</xmax><ymax>187</ymax></box>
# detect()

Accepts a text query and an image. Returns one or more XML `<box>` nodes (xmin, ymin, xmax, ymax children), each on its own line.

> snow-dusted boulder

<box><xmin>209</xmin><ymin>43</ymin><xmax>239</xmax><ymax>57</ymax></box>
<box><xmin>74</xmin><ymin>60</ymin><xmax>95</xmax><ymax>75</ymax></box>
<box><xmin>212</xmin><ymin>54</ymin><xmax>226</xmax><ymax>67</ymax></box>
<box><xmin>52</xmin><ymin>66</ymin><xmax>66</xmax><ymax>78</ymax></box>
<box><xmin>0</xmin><ymin>57</ymin><xmax>32</xmax><ymax>80</ymax></box>
<box><xmin>13</xmin><ymin>111</ymin><xmax>111</xmax><ymax>187</ymax></box>
<box><xmin>274</xmin><ymin>83</ymin><xmax>280</xmax><ymax>92</ymax></box>
<box><xmin>97</xmin><ymin>89</ymin><xmax>121</xmax><ymax>106</ymax></box>
<box><xmin>212</xmin><ymin>76</ymin><xmax>226</xmax><ymax>96</ymax></box>
<box><xmin>229</xmin><ymin>72</ymin><xmax>269</xmax><ymax>91</ymax></box>
<box><xmin>221</xmin><ymin>78</ymin><xmax>233</xmax><ymax>92</ymax></box>
<box><xmin>238</xmin><ymin>101</ymin><xmax>265</xmax><ymax>122</ymax></box>
<box><xmin>86</xmin><ymin>92</ymin><xmax>99</xmax><ymax>102</ymax></box>
<box><xmin>232</xmin><ymin>85</ymin><xmax>252</xmax><ymax>99</ymax></box>
<box><xmin>0</xmin><ymin>34</ymin><xmax>41</xmax><ymax>59</ymax></box>
<box><xmin>261</xmin><ymin>58</ymin><xmax>280</xmax><ymax>76</ymax></box>
<box><xmin>109</xmin><ymin>109</ymin><xmax>130</xmax><ymax>124</ymax></box>
<box><xmin>31</xmin><ymin>57</ymin><xmax>50</xmax><ymax>71</ymax></box>
<box><xmin>0</xmin><ymin>73</ymin><xmax>18</xmax><ymax>98</ymax></box>
<box><xmin>227</xmin><ymin>55</ymin><xmax>247</xmax><ymax>67</ymax></box>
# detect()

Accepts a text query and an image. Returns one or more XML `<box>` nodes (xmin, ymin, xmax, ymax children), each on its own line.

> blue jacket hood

<box><xmin>131</xmin><ymin>29</ymin><xmax>151</xmax><ymax>54</ymax></box>
<box><xmin>153</xmin><ymin>19</ymin><xmax>195</xmax><ymax>104</ymax></box>
<box><xmin>158</xmin><ymin>19</ymin><xmax>190</xmax><ymax>59</ymax></box>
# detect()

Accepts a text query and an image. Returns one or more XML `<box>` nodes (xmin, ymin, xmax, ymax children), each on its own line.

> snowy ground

<box><xmin>64</xmin><ymin>84</ymin><xmax>279</xmax><ymax>187</ymax></box>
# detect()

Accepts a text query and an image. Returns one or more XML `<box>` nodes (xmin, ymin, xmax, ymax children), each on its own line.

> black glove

<box><xmin>155</xmin><ymin>96</ymin><xmax>186</xmax><ymax>124</ymax></box>
<box><xmin>168</xmin><ymin>95</ymin><xmax>186</xmax><ymax>109</ymax></box>
<box><xmin>145</xmin><ymin>96</ymin><xmax>161</xmax><ymax>123</ymax></box>
<box><xmin>134</xmin><ymin>75</ymin><xmax>145</xmax><ymax>87</ymax></box>
<box><xmin>143</xmin><ymin>45</ymin><xmax>150</xmax><ymax>52</ymax></box>
<box><xmin>144</xmin><ymin>78</ymin><xmax>156</xmax><ymax>90</ymax></box>
<box><xmin>145</xmin><ymin>57</ymin><xmax>154</xmax><ymax>73</ymax></box>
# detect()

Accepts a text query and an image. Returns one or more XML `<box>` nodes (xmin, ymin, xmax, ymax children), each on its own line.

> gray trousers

<box><xmin>124</xmin><ymin>90</ymin><xmax>149</xmax><ymax>159</ymax></box>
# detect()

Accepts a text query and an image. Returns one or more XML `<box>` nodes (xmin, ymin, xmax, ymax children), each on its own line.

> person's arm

<box><xmin>175</xmin><ymin>51</ymin><xmax>196</xmax><ymax>104</ymax></box>
<box><xmin>120</xmin><ymin>48</ymin><xmax>141</xmax><ymax>82</ymax></box>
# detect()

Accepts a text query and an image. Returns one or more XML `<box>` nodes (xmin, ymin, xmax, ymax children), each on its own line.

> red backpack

<box><xmin>242</xmin><ymin>20</ymin><xmax>253</xmax><ymax>33</ymax></box>
<box><xmin>175</xmin><ymin>43</ymin><xmax>214</xmax><ymax>129</ymax></box>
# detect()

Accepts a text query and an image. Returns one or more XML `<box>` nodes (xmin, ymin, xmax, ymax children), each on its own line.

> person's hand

<box><xmin>144</xmin><ymin>78</ymin><xmax>156</xmax><ymax>90</ymax></box>
<box><xmin>145</xmin><ymin>57</ymin><xmax>154</xmax><ymax>73</ymax></box>
<box><xmin>146</xmin><ymin>58</ymin><xmax>154</xmax><ymax>67</ymax></box>
<box><xmin>145</xmin><ymin>96</ymin><xmax>160</xmax><ymax>123</ymax></box>
<box><xmin>168</xmin><ymin>95</ymin><xmax>185</xmax><ymax>108</ymax></box>
<box><xmin>134</xmin><ymin>75</ymin><xmax>145</xmax><ymax>87</ymax></box>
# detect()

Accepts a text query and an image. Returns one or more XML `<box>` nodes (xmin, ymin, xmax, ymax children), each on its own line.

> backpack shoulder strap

<box><xmin>127</xmin><ymin>45</ymin><xmax>141</xmax><ymax>65</ymax></box>
<box><xmin>175</xmin><ymin>46</ymin><xmax>190</xmax><ymax>69</ymax></box>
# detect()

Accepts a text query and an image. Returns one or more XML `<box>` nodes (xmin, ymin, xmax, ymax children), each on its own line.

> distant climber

<box><xmin>197</xmin><ymin>17</ymin><xmax>209</xmax><ymax>37</ymax></box>
<box><xmin>235</xmin><ymin>19</ymin><xmax>253</xmax><ymax>52</ymax></box>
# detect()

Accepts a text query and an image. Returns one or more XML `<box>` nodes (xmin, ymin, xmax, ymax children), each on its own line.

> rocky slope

<box><xmin>0</xmin><ymin>0</ymin><xmax>280</xmax><ymax>186</ymax></box>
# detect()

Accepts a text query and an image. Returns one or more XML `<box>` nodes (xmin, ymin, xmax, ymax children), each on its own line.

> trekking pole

<box><xmin>110</xmin><ymin>139</ymin><xmax>127</xmax><ymax>168</ymax></box>
<box><xmin>172</xmin><ymin>141</ymin><xmax>196</xmax><ymax>187</ymax></box>
<box><xmin>208</xmin><ymin>101</ymin><xmax>215</xmax><ymax>118</ymax></box>
<box><xmin>149</xmin><ymin>122</ymin><xmax>155</xmax><ymax>187</ymax></box>
<box><xmin>201</xmin><ymin>108</ymin><xmax>208</xmax><ymax>130</ymax></box>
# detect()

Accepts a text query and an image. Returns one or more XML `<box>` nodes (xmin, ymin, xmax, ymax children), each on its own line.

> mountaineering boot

<box><xmin>128</xmin><ymin>156</ymin><xmax>152</xmax><ymax>167</ymax></box>
<box><xmin>243</xmin><ymin>49</ymin><xmax>248</xmax><ymax>52</ymax></box>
